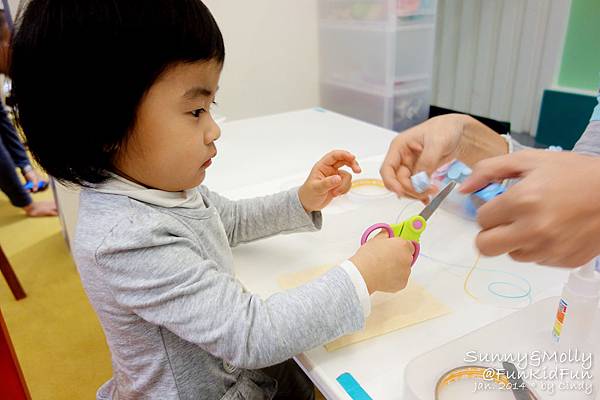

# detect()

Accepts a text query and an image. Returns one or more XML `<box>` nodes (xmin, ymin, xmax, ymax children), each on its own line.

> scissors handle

<box><xmin>360</xmin><ymin>222</ymin><xmax>421</xmax><ymax>266</ymax></box>
<box><xmin>360</xmin><ymin>223</ymin><xmax>394</xmax><ymax>244</ymax></box>
<box><xmin>399</xmin><ymin>216</ymin><xmax>427</xmax><ymax>241</ymax></box>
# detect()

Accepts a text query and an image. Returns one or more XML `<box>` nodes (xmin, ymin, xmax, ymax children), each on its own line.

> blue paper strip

<box><xmin>336</xmin><ymin>372</ymin><xmax>373</xmax><ymax>400</ymax></box>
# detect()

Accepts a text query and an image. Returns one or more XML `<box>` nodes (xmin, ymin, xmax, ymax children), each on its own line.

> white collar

<box><xmin>93</xmin><ymin>173</ymin><xmax>205</xmax><ymax>209</ymax></box>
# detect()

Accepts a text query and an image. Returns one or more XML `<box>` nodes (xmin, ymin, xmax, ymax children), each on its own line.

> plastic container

<box><xmin>427</xmin><ymin>160</ymin><xmax>501</xmax><ymax>221</ymax></box>
<box><xmin>318</xmin><ymin>0</ymin><xmax>437</xmax><ymax>130</ymax></box>
<box><xmin>319</xmin><ymin>0</ymin><xmax>391</xmax><ymax>23</ymax></box>
<box><xmin>405</xmin><ymin>297</ymin><xmax>595</xmax><ymax>400</ymax></box>
<box><xmin>320</xmin><ymin>80</ymin><xmax>395</xmax><ymax>128</ymax></box>
<box><xmin>395</xmin><ymin>23</ymin><xmax>435</xmax><ymax>81</ymax></box>
<box><xmin>319</xmin><ymin>20</ymin><xmax>435</xmax><ymax>94</ymax></box>
<box><xmin>319</xmin><ymin>22</ymin><xmax>396</xmax><ymax>94</ymax></box>
<box><xmin>320</xmin><ymin>78</ymin><xmax>430</xmax><ymax>131</ymax></box>
<box><xmin>393</xmin><ymin>80</ymin><xmax>431</xmax><ymax>131</ymax></box>
<box><xmin>318</xmin><ymin>0</ymin><xmax>437</xmax><ymax>22</ymax></box>
<box><xmin>397</xmin><ymin>0</ymin><xmax>437</xmax><ymax>19</ymax></box>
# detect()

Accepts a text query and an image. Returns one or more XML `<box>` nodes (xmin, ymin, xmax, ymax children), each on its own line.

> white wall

<box><xmin>202</xmin><ymin>0</ymin><xmax>320</xmax><ymax>121</ymax></box>
<box><xmin>4</xmin><ymin>1</ymin><xmax>320</xmax><ymax>121</ymax></box>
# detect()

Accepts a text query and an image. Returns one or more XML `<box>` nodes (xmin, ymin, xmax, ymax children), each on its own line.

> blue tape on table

<box><xmin>337</xmin><ymin>372</ymin><xmax>373</xmax><ymax>400</ymax></box>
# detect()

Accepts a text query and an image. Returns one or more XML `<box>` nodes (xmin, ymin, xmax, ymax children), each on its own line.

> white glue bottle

<box><xmin>552</xmin><ymin>258</ymin><xmax>600</xmax><ymax>348</ymax></box>
<box><xmin>550</xmin><ymin>260</ymin><xmax>600</xmax><ymax>400</ymax></box>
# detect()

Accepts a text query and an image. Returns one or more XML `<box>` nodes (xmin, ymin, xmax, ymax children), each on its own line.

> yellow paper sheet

<box><xmin>278</xmin><ymin>265</ymin><xmax>451</xmax><ymax>351</ymax></box>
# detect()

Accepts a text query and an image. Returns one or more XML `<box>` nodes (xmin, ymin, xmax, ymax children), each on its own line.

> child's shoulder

<box><xmin>75</xmin><ymin>189</ymin><xmax>188</xmax><ymax>254</ymax></box>
<box><xmin>78</xmin><ymin>188</ymin><xmax>166</xmax><ymax>223</ymax></box>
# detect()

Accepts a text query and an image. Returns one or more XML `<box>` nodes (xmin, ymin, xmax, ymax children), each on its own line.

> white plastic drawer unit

<box><xmin>319</xmin><ymin>0</ymin><xmax>392</xmax><ymax>23</ymax></box>
<box><xmin>319</xmin><ymin>0</ymin><xmax>437</xmax><ymax>22</ymax></box>
<box><xmin>319</xmin><ymin>22</ymin><xmax>395</xmax><ymax>92</ymax></box>
<box><xmin>318</xmin><ymin>0</ymin><xmax>436</xmax><ymax>131</ymax></box>
<box><xmin>320</xmin><ymin>79</ymin><xmax>431</xmax><ymax>131</ymax></box>
<box><xmin>321</xmin><ymin>80</ymin><xmax>395</xmax><ymax>128</ymax></box>
<box><xmin>395</xmin><ymin>22</ymin><xmax>435</xmax><ymax>82</ymax></box>
<box><xmin>319</xmin><ymin>19</ymin><xmax>435</xmax><ymax>92</ymax></box>
<box><xmin>393</xmin><ymin>80</ymin><xmax>431</xmax><ymax>132</ymax></box>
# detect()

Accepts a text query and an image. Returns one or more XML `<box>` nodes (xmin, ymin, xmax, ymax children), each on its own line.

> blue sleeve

<box><xmin>591</xmin><ymin>89</ymin><xmax>600</xmax><ymax>122</ymax></box>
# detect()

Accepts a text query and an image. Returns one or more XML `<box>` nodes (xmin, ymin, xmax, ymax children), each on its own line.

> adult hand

<box><xmin>461</xmin><ymin>150</ymin><xmax>600</xmax><ymax>267</ymax></box>
<box><xmin>380</xmin><ymin>114</ymin><xmax>507</xmax><ymax>204</ymax></box>
<box><xmin>380</xmin><ymin>114</ymin><xmax>464</xmax><ymax>203</ymax></box>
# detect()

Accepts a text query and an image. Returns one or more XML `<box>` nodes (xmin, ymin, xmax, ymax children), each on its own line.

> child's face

<box><xmin>115</xmin><ymin>60</ymin><xmax>222</xmax><ymax>191</ymax></box>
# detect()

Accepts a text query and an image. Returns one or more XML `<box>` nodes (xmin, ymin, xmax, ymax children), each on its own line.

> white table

<box><xmin>205</xmin><ymin>109</ymin><xmax>570</xmax><ymax>399</ymax></box>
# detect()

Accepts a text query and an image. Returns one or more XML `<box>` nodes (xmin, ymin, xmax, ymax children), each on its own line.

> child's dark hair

<box><xmin>11</xmin><ymin>0</ymin><xmax>225</xmax><ymax>186</ymax></box>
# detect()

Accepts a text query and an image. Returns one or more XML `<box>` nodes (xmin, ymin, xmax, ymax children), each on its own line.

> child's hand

<box><xmin>298</xmin><ymin>150</ymin><xmax>361</xmax><ymax>212</ymax></box>
<box><xmin>350</xmin><ymin>233</ymin><xmax>414</xmax><ymax>294</ymax></box>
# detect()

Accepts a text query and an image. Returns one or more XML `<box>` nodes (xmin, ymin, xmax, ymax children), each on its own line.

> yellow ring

<box><xmin>351</xmin><ymin>178</ymin><xmax>385</xmax><ymax>188</ymax></box>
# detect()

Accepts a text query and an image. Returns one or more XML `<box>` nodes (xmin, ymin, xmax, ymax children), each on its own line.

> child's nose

<box><xmin>206</xmin><ymin>117</ymin><xmax>221</xmax><ymax>144</ymax></box>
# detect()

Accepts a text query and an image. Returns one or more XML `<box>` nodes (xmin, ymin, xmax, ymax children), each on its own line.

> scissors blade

<box><xmin>419</xmin><ymin>181</ymin><xmax>457</xmax><ymax>221</ymax></box>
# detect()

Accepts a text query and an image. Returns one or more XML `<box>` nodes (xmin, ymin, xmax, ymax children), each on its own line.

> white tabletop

<box><xmin>204</xmin><ymin>108</ymin><xmax>570</xmax><ymax>399</ymax></box>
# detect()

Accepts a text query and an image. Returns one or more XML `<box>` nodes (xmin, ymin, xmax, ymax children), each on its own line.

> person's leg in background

<box><xmin>0</xmin><ymin>106</ymin><xmax>28</xmax><ymax>170</ymax></box>
<box><xmin>0</xmin><ymin>127</ymin><xmax>56</xmax><ymax>217</ymax></box>
<box><xmin>0</xmin><ymin>105</ymin><xmax>48</xmax><ymax>192</ymax></box>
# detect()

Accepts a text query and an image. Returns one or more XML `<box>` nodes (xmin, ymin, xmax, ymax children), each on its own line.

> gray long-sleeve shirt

<box><xmin>574</xmin><ymin>121</ymin><xmax>600</xmax><ymax>155</ymax></box>
<box><xmin>73</xmin><ymin>185</ymin><xmax>365</xmax><ymax>399</ymax></box>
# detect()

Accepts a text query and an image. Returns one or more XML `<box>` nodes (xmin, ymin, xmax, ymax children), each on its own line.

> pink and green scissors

<box><xmin>360</xmin><ymin>181</ymin><xmax>456</xmax><ymax>266</ymax></box>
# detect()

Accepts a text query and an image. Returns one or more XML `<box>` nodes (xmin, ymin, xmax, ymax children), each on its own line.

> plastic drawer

<box><xmin>393</xmin><ymin>81</ymin><xmax>431</xmax><ymax>132</ymax></box>
<box><xmin>319</xmin><ymin>0</ymin><xmax>393</xmax><ymax>23</ymax></box>
<box><xmin>397</xmin><ymin>0</ymin><xmax>437</xmax><ymax>19</ymax></box>
<box><xmin>320</xmin><ymin>81</ymin><xmax>394</xmax><ymax>128</ymax></box>
<box><xmin>320</xmin><ymin>23</ymin><xmax>395</xmax><ymax>93</ymax></box>
<box><xmin>395</xmin><ymin>23</ymin><xmax>435</xmax><ymax>82</ymax></box>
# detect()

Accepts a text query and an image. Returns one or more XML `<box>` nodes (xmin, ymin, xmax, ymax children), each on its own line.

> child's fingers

<box><xmin>332</xmin><ymin>170</ymin><xmax>352</xmax><ymax>196</ymax></box>
<box><xmin>330</xmin><ymin>159</ymin><xmax>361</xmax><ymax>173</ymax></box>
<box><xmin>319</xmin><ymin>150</ymin><xmax>361</xmax><ymax>173</ymax></box>
<box><xmin>313</xmin><ymin>174</ymin><xmax>342</xmax><ymax>193</ymax></box>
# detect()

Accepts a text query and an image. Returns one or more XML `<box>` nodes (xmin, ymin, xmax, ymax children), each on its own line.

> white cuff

<box><xmin>501</xmin><ymin>133</ymin><xmax>514</xmax><ymax>153</ymax></box>
<box><xmin>339</xmin><ymin>260</ymin><xmax>371</xmax><ymax>318</ymax></box>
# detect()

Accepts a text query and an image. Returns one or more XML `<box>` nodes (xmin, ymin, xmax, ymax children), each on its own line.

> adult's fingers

<box><xmin>475</xmin><ymin>222</ymin><xmax>529</xmax><ymax>257</ymax></box>
<box><xmin>508</xmin><ymin>247</ymin><xmax>549</xmax><ymax>264</ymax></box>
<box><xmin>381</xmin><ymin>163</ymin><xmax>405</xmax><ymax>196</ymax></box>
<box><xmin>381</xmin><ymin>144</ymin><xmax>404</xmax><ymax>195</ymax></box>
<box><xmin>413</xmin><ymin>139</ymin><xmax>447</xmax><ymax>176</ymax></box>
<box><xmin>475</xmin><ymin>188</ymin><xmax>518</xmax><ymax>230</ymax></box>
<box><xmin>380</xmin><ymin>139</ymin><xmax>422</xmax><ymax>194</ymax></box>
<box><xmin>396</xmin><ymin>167</ymin><xmax>430</xmax><ymax>203</ymax></box>
<box><xmin>460</xmin><ymin>153</ymin><xmax>531</xmax><ymax>194</ymax></box>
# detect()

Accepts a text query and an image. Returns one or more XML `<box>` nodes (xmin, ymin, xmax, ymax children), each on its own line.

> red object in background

<box><xmin>0</xmin><ymin>308</ymin><xmax>31</xmax><ymax>400</ymax></box>
<box><xmin>0</xmin><ymin>246</ymin><xmax>26</xmax><ymax>300</ymax></box>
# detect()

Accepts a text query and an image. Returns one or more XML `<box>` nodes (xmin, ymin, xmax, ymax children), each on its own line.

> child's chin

<box><xmin>193</xmin><ymin>170</ymin><xmax>206</xmax><ymax>187</ymax></box>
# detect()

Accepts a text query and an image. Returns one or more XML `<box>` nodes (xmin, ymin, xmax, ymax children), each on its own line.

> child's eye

<box><xmin>190</xmin><ymin>102</ymin><xmax>218</xmax><ymax>119</ymax></box>
<box><xmin>191</xmin><ymin>108</ymin><xmax>206</xmax><ymax>118</ymax></box>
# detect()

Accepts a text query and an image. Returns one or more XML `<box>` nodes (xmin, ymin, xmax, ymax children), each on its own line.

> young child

<box><xmin>11</xmin><ymin>1</ymin><xmax>415</xmax><ymax>399</ymax></box>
